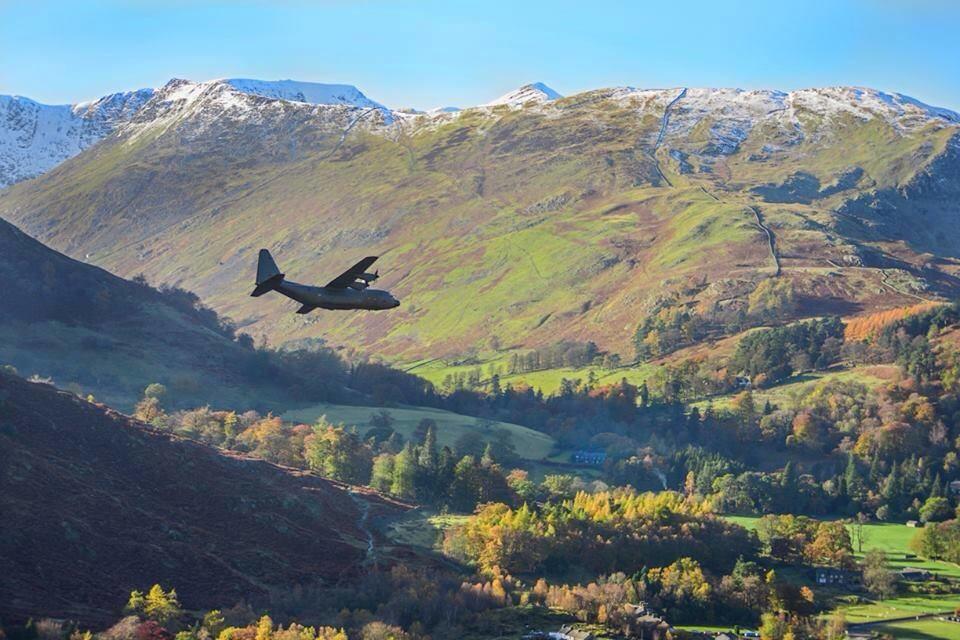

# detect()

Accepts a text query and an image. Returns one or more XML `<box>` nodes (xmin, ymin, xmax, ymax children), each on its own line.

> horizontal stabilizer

<box><xmin>296</xmin><ymin>304</ymin><xmax>317</xmax><ymax>314</ymax></box>
<box><xmin>251</xmin><ymin>273</ymin><xmax>283</xmax><ymax>297</ymax></box>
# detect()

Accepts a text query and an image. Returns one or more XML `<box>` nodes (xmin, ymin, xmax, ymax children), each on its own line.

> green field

<box><xmin>725</xmin><ymin>515</ymin><xmax>960</xmax><ymax>580</ymax></box>
<box><xmin>675</xmin><ymin>625</ymin><xmax>753</xmax><ymax>634</ymax></box>
<box><xmin>282</xmin><ymin>402</ymin><xmax>556</xmax><ymax>460</ymax></box>
<box><xmin>385</xmin><ymin>509</ymin><xmax>469</xmax><ymax>550</ymax></box>
<box><xmin>408</xmin><ymin>354</ymin><xmax>661</xmax><ymax>396</ymax></box>
<box><xmin>691</xmin><ymin>364</ymin><xmax>897</xmax><ymax>413</ymax></box>
<box><xmin>840</xmin><ymin>594</ymin><xmax>960</xmax><ymax>624</ymax></box>
<box><xmin>863</xmin><ymin>617</ymin><xmax>960</xmax><ymax>639</ymax></box>
<box><xmin>409</xmin><ymin>353</ymin><xmax>898</xmax><ymax>406</ymax></box>
<box><xmin>728</xmin><ymin>514</ymin><xmax>960</xmax><ymax>636</ymax></box>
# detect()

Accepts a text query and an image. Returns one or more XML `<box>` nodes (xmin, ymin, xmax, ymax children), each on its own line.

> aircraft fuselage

<box><xmin>276</xmin><ymin>280</ymin><xmax>400</xmax><ymax>310</ymax></box>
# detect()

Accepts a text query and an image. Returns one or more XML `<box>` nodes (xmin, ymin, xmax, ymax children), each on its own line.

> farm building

<box><xmin>555</xmin><ymin>625</ymin><xmax>593</xmax><ymax>640</ymax></box>
<box><xmin>898</xmin><ymin>567</ymin><xmax>933</xmax><ymax>581</ymax></box>
<box><xmin>571</xmin><ymin>450</ymin><xmax>606</xmax><ymax>465</ymax></box>
<box><xmin>813</xmin><ymin>567</ymin><xmax>861</xmax><ymax>586</ymax></box>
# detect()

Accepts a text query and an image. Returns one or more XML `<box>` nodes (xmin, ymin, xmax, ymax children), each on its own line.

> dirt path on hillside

<box><xmin>747</xmin><ymin>205</ymin><xmax>781</xmax><ymax>277</ymax></box>
<box><xmin>348</xmin><ymin>489</ymin><xmax>376</xmax><ymax>566</ymax></box>
<box><xmin>880</xmin><ymin>268</ymin><xmax>935</xmax><ymax>303</ymax></box>
<box><xmin>695</xmin><ymin>182</ymin><xmax>781</xmax><ymax>279</ymax></box>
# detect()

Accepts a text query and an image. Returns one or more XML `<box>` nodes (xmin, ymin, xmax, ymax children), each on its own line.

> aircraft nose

<box><xmin>391</xmin><ymin>298</ymin><xmax>400</xmax><ymax>308</ymax></box>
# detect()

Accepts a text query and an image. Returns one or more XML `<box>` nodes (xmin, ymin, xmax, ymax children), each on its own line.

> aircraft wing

<box><xmin>325</xmin><ymin>256</ymin><xmax>379</xmax><ymax>289</ymax></box>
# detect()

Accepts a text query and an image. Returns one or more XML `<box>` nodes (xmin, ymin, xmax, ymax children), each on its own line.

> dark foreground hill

<box><xmin>0</xmin><ymin>216</ymin><xmax>345</xmax><ymax>410</ymax></box>
<box><xmin>0</xmin><ymin>371</ymin><xmax>390</xmax><ymax>625</ymax></box>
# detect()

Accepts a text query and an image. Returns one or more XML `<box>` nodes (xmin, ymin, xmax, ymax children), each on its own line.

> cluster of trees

<box><xmin>633</xmin><ymin>302</ymin><xmax>710</xmax><ymax>361</ymax></box>
<box><xmin>911</xmin><ymin>518</ymin><xmax>960</xmax><ymax>564</ymax></box>
<box><xmin>56</xmin><ymin>567</ymin><xmax>527</xmax><ymax>640</ymax></box>
<box><xmin>126</xmin><ymin>585</ymin><xmax>183</xmax><ymax>626</ymax></box>
<box><xmin>753</xmin><ymin>515</ymin><xmax>855</xmax><ymax>568</ymax></box>
<box><xmin>138</xmin><ymin>397</ymin><xmax>525</xmax><ymax>511</ymax></box>
<box><xmin>746</xmin><ymin>279</ymin><xmax>798</xmax><ymax>324</ymax></box>
<box><xmin>444</xmin><ymin>489</ymin><xmax>756</xmax><ymax>576</ymax></box>
<box><xmin>670</xmin><ymin>302</ymin><xmax>960</xmax><ymax>518</ymax></box>
<box><xmin>644</xmin><ymin>357</ymin><xmax>735</xmax><ymax>403</ymax></box>
<box><xmin>632</xmin><ymin>279</ymin><xmax>798</xmax><ymax>363</ymax></box>
<box><xmin>27</xmin><ymin>557</ymin><xmax>841</xmax><ymax>640</ymax></box>
<box><xmin>843</xmin><ymin>302</ymin><xmax>941</xmax><ymax>342</ymax></box>
<box><xmin>753</xmin><ymin>517</ymin><xmax>900</xmax><ymax>601</ymax></box>
<box><xmin>673</xmin><ymin>398</ymin><xmax>960</xmax><ymax>520</ymax></box>
<box><xmin>367</xmin><ymin>424</ymin><xmax>516</xmax><ymax>508</ymax></box>
<box><xmin>731</xmin><ymin>317</ymin><xmax>844</xmax><ymax>386</ymax></box>
<box><xmin>522</xmin><ymin>557</ymin><xmax>833</xmax><ymax>631</ymax></box>
<box><xmin>507</xmin><ymin>341</ymin><xmax>606</xmax><ymax>374</ymax></box>
<box><xmin>530</xmin><ymin>560</ymin><xmax>763</xmax><ymax>629</ymax></box>
<box><xmin>129</xmin><ymin>299</ymin><xmax>960</xmax><ymax>528</ymax></box>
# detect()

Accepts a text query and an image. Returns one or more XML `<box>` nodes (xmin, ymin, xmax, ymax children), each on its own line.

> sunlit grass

<box><xmin>282</xmin><ymin>402</ymin><xmax>556</xmax><ymax>460</ymax></box>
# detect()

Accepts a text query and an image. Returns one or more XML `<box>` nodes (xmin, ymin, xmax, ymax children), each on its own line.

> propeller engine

<box><xmin>358</xmin><ymin>270</ymin><xmax>379</xmax><ymax>283</ymax></box>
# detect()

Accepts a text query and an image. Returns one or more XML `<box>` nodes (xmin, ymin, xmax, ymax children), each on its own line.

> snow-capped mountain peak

<box><xmin>0</xmin><ymin>88</ymin><xmax>153</xmax><ymax>189</ymax></box>
<box><xmin>3</xmin><ymin>79</ymin><xmax>957</xmax><ymax>193</ymax></box>
<box><xmin>484</xmin><ymin>82</ymin><xmax>562</xmax><ymax>107</ymax></box>
<box><xmin>116</xmin><ymin>77</ymin><xmax>397</xmax><ymax>142</ymax></box>
<box><xmin>222</xmin><ymin>79</ymin><xmax>387</xmax><ymax>111</ymax></box>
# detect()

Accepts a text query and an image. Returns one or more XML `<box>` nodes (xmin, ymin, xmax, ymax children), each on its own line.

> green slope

<box><xmin>282</xmin><ymin>402</ymin><xmax>556</xmax><ymax>460</ymax></box>
<box><xmin>3</xmin><ymin>82</ymin><xmax>958</xmax><ymax>372</ymax></box>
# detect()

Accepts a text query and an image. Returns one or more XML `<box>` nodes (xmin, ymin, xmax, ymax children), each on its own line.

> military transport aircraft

<box><xmin>251</xmin><ymin>249</ymin><xmax>399</xmax><ymax>313</ymax></box>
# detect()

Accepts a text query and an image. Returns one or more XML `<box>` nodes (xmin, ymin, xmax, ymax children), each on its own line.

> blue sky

<box><xmin>2</xmin><ymin>0</ymin><xmax>958</xmax><ymax>111</ymax></box>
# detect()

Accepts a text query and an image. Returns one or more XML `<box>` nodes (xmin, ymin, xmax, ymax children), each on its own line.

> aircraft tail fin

<box><xmin>251</xmin><ymin>249</ymin><xmax>284</xmax><ymax>297</ymax></box>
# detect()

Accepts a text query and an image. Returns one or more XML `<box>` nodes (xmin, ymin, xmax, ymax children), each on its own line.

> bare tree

<box><xmin>851</xmin><ymin>513</ymin><xmax>870</xmax><ymax>553</ymax></box>
<box><xmin>862</xmin><ymin>549</ymin><xmax>897</xmax><ymax>600</ymax></box>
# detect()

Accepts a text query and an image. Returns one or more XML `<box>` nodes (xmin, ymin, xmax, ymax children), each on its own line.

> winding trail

<box><xmin>698</xmin><ymin>185</ymin><xmax>720</xmax><ymax>202</ymax></box>
<box><xmin>747</xmin><ymin>205</ymin><xmax>781</xmax><ymax>277</ymax></box>
<box><xmin>319</xmin><ymin>107</ymin><xmax>381</xmax><ymax>161</ymax></box>
<box><xmin>697</xmin><ymin>182</ymin><xmax>782</xmax><ymax>279</ymax></box>
<box><xmin>348</xmin><ymin>489</ymin><xmax>376</xmax><ymax>566</ymax></box>
<box><xmin>650</xmin><ymin>87</ymin><xmax>781</xmax><ymax>280</ymax></box>
<box><xmin>651</xmin><ymin>87</ymin><xmax>687</xmax><ymax>188</ymax></box>
<box><xmin>656</xmin><ymin>88</ymin><xmax>687</xmax><ymax>148</ymax></box>
<box><xmin>880</xmin><ymin>268</ymin><xmax>935</xmax><ymax>303</ymax></box>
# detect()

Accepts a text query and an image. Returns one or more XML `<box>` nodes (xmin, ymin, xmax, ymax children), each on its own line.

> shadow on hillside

<box><xmin>796</xmin><ymin>294</ymin><xmax>862</xmax><ymax>318</ymax></box>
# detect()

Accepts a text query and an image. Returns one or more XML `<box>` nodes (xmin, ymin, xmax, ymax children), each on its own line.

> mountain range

<box><xmin>1</xmin><ymin>77</ymin><xmax>959</xmax><ymax>369</ymax></box>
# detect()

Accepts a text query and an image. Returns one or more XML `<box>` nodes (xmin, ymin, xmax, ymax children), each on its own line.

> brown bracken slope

<box><xmin>0</xmin><ymin>371</ymin><xmax>387</xmax><ymax>625</ymax></box>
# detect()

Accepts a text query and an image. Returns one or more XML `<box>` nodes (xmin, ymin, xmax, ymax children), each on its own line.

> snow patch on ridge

<box><xmin>0</xmin><ymin>88</ymin><xmax>153</xmax><ymax>189</ymax></box>
<box><xmin>485</xmin><ymin>82</ymin><xmax>562</xmax><ymax>107</ymax></box>
<box><xmin>122</xmin><ymin>78</ymin><xmax>394</xmax><ymax>141</ymax></box>
<box><xmin>223</xmin><ymin>79</ymin><xmax>388</xmax><ymax>111</ymax></box>
<box><xmin>3</xmin><ymin>79</ymin><xmax>958</xmax><ymax>191</ymax></box>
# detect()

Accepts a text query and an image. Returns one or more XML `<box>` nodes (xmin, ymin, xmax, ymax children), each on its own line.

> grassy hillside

<box><xmin>3</xmin><ymin>82</ymin><xmax>958</xmax><ymax>371</ymax></box>
<box><xmin>0</xmin><ymin>217</ymin><xmax>304</xmax><ymax>410</ymax></box>
<box><xmin>282</xmin><ymin>402</ymin><xmax>556</xmax><ymax>459</ymax></box>
<box><xmin>689</xmin><ymin>363</ymin><xmax>900</xmax><ymax>412</ymax></box>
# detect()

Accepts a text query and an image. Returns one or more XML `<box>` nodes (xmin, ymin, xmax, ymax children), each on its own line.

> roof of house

<box><xmin>556</xmin><ymin>626</ymin><xmax>593</xmax><ymax>640</ymax></box>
